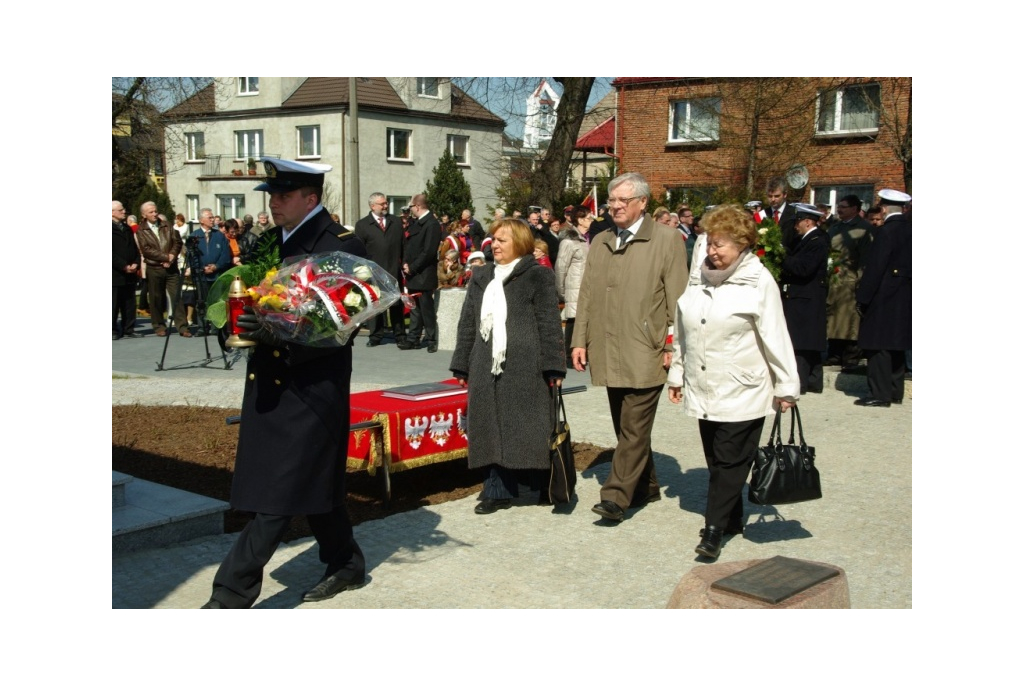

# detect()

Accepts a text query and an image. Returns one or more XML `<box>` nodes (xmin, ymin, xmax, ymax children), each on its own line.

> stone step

<box><xmin>112</xmin><ymin>471</ymin><xmax>133</xmax><ymax>508</ymax></box>
<box><xmin>112</xmin><ymin>475</ymin><xmax>229</xmax><ymax>556</ymax></box>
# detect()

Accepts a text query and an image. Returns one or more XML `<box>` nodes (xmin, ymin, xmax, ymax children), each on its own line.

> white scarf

<box><xmin>479</xmin><ymin>258</ymin><xmax>521</xmax><ymax>376</ymax></box>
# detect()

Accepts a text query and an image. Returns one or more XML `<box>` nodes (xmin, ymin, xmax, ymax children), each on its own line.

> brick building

<box><xmin>611</xmin><ymin>77</ymin><xmax>911</xmax><ymax>210</ymax></box>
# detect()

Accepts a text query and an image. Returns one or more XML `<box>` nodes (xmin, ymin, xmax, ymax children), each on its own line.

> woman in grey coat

<box><xmin>450</xmin><ymin>219</ymin><xmax>566</xmax><ymax>514</ymax></box>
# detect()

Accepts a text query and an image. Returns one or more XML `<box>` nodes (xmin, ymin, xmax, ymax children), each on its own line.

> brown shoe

<box><xmin>179</xmin><ymin>330</ymin><xmax>193</xmax><ymax>338</ymax></box>
<box><xmin>155</xmin><ymin>329</ymin><xmax>168</xmax><ymax>337</ymax></box>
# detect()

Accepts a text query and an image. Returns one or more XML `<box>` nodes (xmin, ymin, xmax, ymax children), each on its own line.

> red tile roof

<box><xmin>575</xmin><ymin>116</ymin><xmax>615</xmax><ymax>152</ymax></box>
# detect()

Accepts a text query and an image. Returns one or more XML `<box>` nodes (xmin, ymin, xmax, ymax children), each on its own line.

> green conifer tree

<box><xmin>425</xmin><ymin>150</ymin><xmax>473</xmax><ymax>223</ymax></box>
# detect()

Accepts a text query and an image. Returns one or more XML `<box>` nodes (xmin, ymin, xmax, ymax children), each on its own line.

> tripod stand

<box><xmin>156</xmin><ymin>234</ymin><xmax>240</xmax><ymax>371</ymax></box>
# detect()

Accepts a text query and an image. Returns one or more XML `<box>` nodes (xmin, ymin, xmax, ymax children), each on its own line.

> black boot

<box><xmin>695</xmin><ymin>526</ymin><xmax>724</xmax><ymax>560</ymax></box>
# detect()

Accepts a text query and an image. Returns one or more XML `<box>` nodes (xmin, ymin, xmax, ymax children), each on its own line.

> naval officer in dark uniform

<box><xmin>780</xmin><ymin>203</ymin><xmax>829</xmax><ymax>394</ymax></box>
<box><xmin>855</xmin><ymin>189</ymin><xmax>912</xmax><ymax>407</ymax></box>
<box><xmin>203</xmin><ymin>158</ymin><xmax>369</xmax><ymax>608</ymax></box>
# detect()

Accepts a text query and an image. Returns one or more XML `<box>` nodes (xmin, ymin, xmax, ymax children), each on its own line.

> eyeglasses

<box><xmin>607</xmin><ymin>196</ymin><xmax>641</xmax><ymax>207</ymax></box>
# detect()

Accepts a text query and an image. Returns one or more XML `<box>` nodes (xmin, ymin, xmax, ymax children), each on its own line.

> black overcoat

<box><xmin>354</xmin><ymin>212</ymin><xmax>404</xmax><ymax>278</ymax></box>
<box><xmin>230</xmin><ymin>207</ymin><xmax>369</xmax><ymax>516</ymax></box>
<box><xmin>112</xmin><ymin>220</ymin><xmax>139</xmax><ymax>287</ymax></box>
<box><xmin>404</xmin><ymin>211</ymin><xmax>441</xmax><ymax>290</ymax></box>
<box><xmin>857</xmin><ymin>213</ymin><xmax>911</xmax><ymax>350</ymax></box>
<box><xmin>780</xmin><ymin>227</ymin><xmax>828</xmax><ymax>351</ymax></box>
<box><xmin>449</xmin><ymin>256</ymin><xmax>566</xmax><ymax>471</ymax></box>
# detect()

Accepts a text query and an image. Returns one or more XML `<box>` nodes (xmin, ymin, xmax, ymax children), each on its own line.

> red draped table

<box><xmin>347</xmin><ymin>379</ymin><xmax>468</xmax><ymax>502</ymax></box>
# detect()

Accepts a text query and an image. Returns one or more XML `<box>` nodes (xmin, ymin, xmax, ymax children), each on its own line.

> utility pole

<box><xmin>346</xmin><ymin>78</ymin><xmax>360</xmax><ymax>226</ymax></box>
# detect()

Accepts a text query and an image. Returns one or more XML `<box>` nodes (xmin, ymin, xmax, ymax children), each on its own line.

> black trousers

<box><xmin>112</xmin><ymin>283</ymin><xmax>136</xmax><ymax>334</ymax></box>
<box><xmin>794</xmin><ymin>349</ymin><xmax>824</xmax><ymax>393</ymax></box>
<box><xmin>368</xmin><ymin>299</ymin><xmax>407</xmax><ymax>343</ymax></box>
<box><xmin>407</xmin><ymin>288</ymin><xmax>437</xmax><ymax>346</ymax></box>
<box><xmin>698</xmin><ymin>417</ymin><xmax>766</xmax><ymax>530</ymax></box>
<box><xmin>865</xmin><ymin>349</ymin><xmax>906</xmax><ymax>403</ymax></box>
<box><xmin>563</xmin><ymin>318</ymin><xmax>575</xmax><ymax>366</ymax></box>
<box><xmin>827</xmin><ymin>338</ymin><xmax>862</xmax><ymax>367</ymax></box>
<box><xmin>481</xmin><ymin>465</ymin><xmax>547</xmax><ymax>500</ymax></box>
<box><xmin>210</xmin><ymin>505</ymin><xmax>364</xmax><ymax>608</ymax></box>
<box><xmin>146</xmin><ymin>266</ymin><xmax>188</xmax><ymax>334</ymax></box>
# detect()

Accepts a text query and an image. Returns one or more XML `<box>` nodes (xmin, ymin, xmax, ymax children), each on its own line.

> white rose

<box><xmin>343</xmin><ymin>290</ymin><xmax>364</xmax><ymax>309</ymax></box>
<box><xmin>758</xmin><ymin>227</ymin><xmax>768</xmax><ymax>236</ymax></box>
<box><xmin>352</xmin><ymin>264</ymin><xmax>373</xmax><ymax>281</ymax></box>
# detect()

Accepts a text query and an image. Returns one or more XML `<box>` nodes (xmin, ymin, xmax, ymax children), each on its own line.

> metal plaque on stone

<box><xmin>711</xmin><ymin>556</ymin><xmax>839</xmax><ymax>605</ymax></box>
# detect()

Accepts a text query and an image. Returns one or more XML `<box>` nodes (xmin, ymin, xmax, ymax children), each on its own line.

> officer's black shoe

<box><xmin>301</xmin><ymin>571</ymin><xmax>366</xmax><ymax>602</ymax></box>
<box><xmin>695</xmin><ymin>526</ymin><xmax>724</xmax><ymax>559</ymax></box>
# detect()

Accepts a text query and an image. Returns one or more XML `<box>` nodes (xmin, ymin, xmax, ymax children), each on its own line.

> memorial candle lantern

<box><xmin>225</xmin><ymin>275</ymin><xmax>257</xmax><ymax>348</ymax></box>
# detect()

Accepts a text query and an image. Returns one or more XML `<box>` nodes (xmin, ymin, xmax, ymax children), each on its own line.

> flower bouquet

<box><xmin>755</xmin><ymin>218</ymin><xmax>786</xmax><ymax>282</ymax></box>
<box><xmin>244</xmin><ymin>252</ymin><xmax>401</xmax><ymax>346</ymax></box>
<box><xmin>205</xmin><ymin>238</ymin><xmax>400</xmax><ymax>347</ymax></box>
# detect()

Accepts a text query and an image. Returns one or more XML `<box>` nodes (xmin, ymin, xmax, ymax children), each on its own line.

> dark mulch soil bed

<box><xmin>112</xmin><ymin>405</ymin><xmax>610</xmax><ymax>542</ymax></box>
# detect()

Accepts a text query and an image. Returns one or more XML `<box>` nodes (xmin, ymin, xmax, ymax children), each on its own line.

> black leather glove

<box><xmin>237</xmin><ymin>307</ymin><xmax>283</xmax><ymax>347</ymax></box>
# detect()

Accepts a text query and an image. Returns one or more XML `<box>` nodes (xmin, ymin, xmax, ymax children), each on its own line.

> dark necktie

<box><xmin>378</xmin><ymin>216</ymin><xmax>386</xmax><ymax>231</ymax></box>
<box><xmin>618</xmin><ymin>229</ymin><xmax>631</xmax><ymax>248</ymax></box>
<box><xmin>774</xmin><ymin>209</ymin><xmax>780</xmax><ymax>223</ymax></box>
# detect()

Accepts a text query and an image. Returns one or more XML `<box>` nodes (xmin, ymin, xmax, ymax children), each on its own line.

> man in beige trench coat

<box><xmin>571</xmin><ymin>172</ymin><xmax>689</xmax><ymax>522</ymax></box>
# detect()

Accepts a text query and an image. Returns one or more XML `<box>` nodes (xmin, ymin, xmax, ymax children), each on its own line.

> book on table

<box><xmin>380</xmin><ymin>382</ymin><xmax>468</xmax><ymax>401</ymax></box>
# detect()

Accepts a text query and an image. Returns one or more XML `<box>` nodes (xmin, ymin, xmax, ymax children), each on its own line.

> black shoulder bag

<box><xmin>548</xmin><ymin>386</ymin><xmax>576</xmax><ymax>504</ymax></box>
<box><xmin>748</xmin><ymin>404</ymin><xmax>822</xmax><ymax>505</ymax></box>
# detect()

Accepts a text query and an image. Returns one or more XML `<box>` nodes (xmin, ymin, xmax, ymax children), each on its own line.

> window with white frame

<box><xmin>387</xmin><ymin>128</ymin><xmax>412</xmax><ymax>161</ymax></box>
<box><xmin>389</xmin><ymin>197</ymin><xmax>411</xmax><ymax>215</ymax></box>
<box><xmin>669</xmin><ymin>98</ymin><xmax>721</xmax><ymax>143</ymax></box>
<box><xmin>217</xmin><ymin>195</ymin><xmax>245</xmax><ymax>220</ymax></box>
<box><xmin>448</xmin><ymin>135</ymin><xmax>470</xmax><ymax>165</ymax></box>
<box><xmin>816</xmin><ymin>84</ymin><xmax>880</xmax><ymax>135</ymax></box>
<box><xmin>810</xmin><ymin>185</ymin><xmax>875</xmax><ymax>212</ymax></box>
<box><xmin>185</xmin><ymin>132</ymin><xmax>205</xmax><ymax>162</ymax></box>
<box><xmin>417</xmin><ymin>78</ymin><xmax>439</xmax><ymax>98</ymax></box>
<box><xmin>297</xmin><ymin>125</ymin><xmax>320</xmax><ymax>158</ymax></box>
<box><xmin>235</xmin><ymin>130</ymin><xmax>263</xmax><ymax>160</ymax></box>
<box><xmin>238</xmin><ymin>77</ymin><xmax>259</xmax><ymax>95</ymax></box>
<box><xmin>186</xmin><ymin>195</ymin><xmax>200</xmax><ymax>223</ymax></box>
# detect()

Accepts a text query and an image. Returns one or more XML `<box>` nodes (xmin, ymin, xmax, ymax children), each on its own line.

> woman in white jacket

<box><xmin>668</xmin><ymin>205</ymin><xmax>800</xmax><ymax>561</ymax></box>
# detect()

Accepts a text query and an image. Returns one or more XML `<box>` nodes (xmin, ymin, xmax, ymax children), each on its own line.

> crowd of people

<box><xmin>111</xmin><ymin>203</ymin><xmax>275</xmax><ymax>340</ymax></box>
<box><xmin>112</xmin><ymin>161</ymin><xmax>911</xmax><ymax>606</ymax></box>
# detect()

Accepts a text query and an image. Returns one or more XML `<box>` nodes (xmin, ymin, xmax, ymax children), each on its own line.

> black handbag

<box><xmin>748</xmin><ymin>404</ymin><xmax>822</xmax><ymax>505</ymax></box>
<box><xmin>548</xmin><ymin>386</ymin><xmax>576</xmax><ymax>504</ymax></box>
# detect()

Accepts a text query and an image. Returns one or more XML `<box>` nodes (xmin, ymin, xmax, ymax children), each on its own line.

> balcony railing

<box><xmin>198</xmin><ymin>153</ymin><xmax>281</xmax><ymax>177</ymax></box>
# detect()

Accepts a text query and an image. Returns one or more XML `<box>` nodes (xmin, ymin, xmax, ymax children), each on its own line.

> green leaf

<box><xmin>207</xmin><ymin>300</ymin><xmax>228</xmax><ymax>328</ymax></box>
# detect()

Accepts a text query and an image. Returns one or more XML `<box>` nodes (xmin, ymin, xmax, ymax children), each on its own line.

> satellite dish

<box><xmin>786</xmin><ymin>164</ymin><xmax>809</xmax><ymax>189</ymax></box>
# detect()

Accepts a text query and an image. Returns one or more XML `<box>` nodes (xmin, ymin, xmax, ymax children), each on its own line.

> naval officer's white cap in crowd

<box><xmin>878</xmin><ymin>188</ymin><xmax>911</xmax><ymax>205</ymax></box>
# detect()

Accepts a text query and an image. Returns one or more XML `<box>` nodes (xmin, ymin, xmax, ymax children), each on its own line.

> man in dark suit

<box><xmin>203</xmin><ymin>158</ymin><xmax>369</xmax><ymax>608</ymax></box>
<box><xmin>355</xmin><ymin>192</ymin><xmax>407</xmax><ymax>348</ymax></box>
<box><xmin>855</xmin><ymin>189</ymin><xmax>912</xmax><ymax>408</ymax></box>
<box><xmin>766</xmin><ymin>176</ymin><xmax>798</xmax><ymax>249</ymax></box>
<box><xmin>780</xmin><ymin>203</ymin><xmax>829</xmax><ymax>394</ymax></box>
<box><xmin>826</xmin><ymin>194</ymin><xmax>874</xmax><ymax>368</ymax></box>
<box><xmin>403</xmin><ymin>193</ymin><xmax>442</xmax><ymax>353</ymax></box>
<box><xmin>112</xmin><ymin>201</ymin><xmax>140</xmax><ymax>339</ymax></box>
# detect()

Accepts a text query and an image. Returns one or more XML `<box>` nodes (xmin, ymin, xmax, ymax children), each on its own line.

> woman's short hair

<box><xmin>489</xmin><ymin>218</ymin><xmax>535</xmax><ymax>259</ymax></box>
<box><xmin>572</xmin><ymin>207</ymin><xmax>592</xmax><ymax>224</ymax></box>
<box><xmin>175</xmin><ymin>213</ymin><xmax>186</xmax><ymax>222</ymax></box>
<box><xmin>223</xmin><ymin>218</ymin><xmax>240</xmax><ymax>231</ymax></box>
<box><xmin>652</xmin><ymin>206</ymin><xmax>670</xmax><ymax>221</ymax></box>
<box><xmin>701</xmin><ymin>204</ymin><xmax>758</xmax><ymax>249</ymax></box>
<box><xmin>533</xmin><ymin>239</ymin><xmax>549</xmax><ymax>255</ymax></box>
